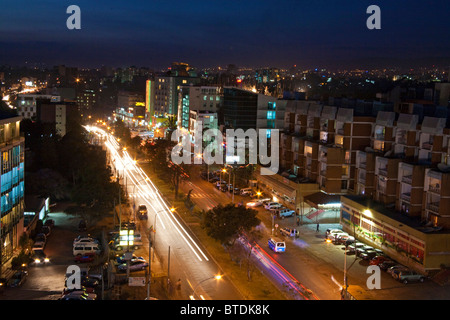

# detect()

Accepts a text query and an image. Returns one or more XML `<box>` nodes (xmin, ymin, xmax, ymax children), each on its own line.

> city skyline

<box><xmin>1</xmin><ymin>0</ymin><xmax>449</xmax><ymax>69</ymax></box>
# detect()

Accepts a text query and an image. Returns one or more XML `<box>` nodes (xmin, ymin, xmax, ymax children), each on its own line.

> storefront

<box><xmin>341</xmin><ymin>195</ymin><xmax>450</xmax><ymax>273</ymax></box>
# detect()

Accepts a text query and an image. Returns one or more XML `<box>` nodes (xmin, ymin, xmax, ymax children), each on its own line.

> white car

<box><xmin>32</xmin><ymin>241</ymin><xmax>45</xmax><ymax>251</ymax></box>
<box><xmin>74</xmin><ymin>236</ymin><xmax>98</xmax><ymax>245</ymax></box>
<box><xmin>264</xmin><ymin>202</ymin><xmax>282</xmax><ymax>210</ymax></box>
<box><xmin>327</xmin><ymin>232</ymin><xmax>348</xmax><ymax>241</ymax></box>
<box><xmin>246</xmin><ymin>200</ymin><xmax>263</xmax><ymax>207</ymax></box>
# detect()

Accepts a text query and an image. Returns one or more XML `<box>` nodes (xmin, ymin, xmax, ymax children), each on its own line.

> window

<box><xmin>267</xmin><ymin>111</ymin><xmax>276</xmax><ymax>120</ymax></box>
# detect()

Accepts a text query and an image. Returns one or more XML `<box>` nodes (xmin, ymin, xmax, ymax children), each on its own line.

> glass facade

<box><xmin>0</xmin><ymin>119</ymin><xmax>25</xmax><ymax>265</ymax></box>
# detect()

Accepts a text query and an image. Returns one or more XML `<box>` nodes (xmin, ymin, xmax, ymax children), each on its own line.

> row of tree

<box><xmin>21</xmin><ymin>113</ymin><xmax>126</xmax><ymax>217</ymax></box>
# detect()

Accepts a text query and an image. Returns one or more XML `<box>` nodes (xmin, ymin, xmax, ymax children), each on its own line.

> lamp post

<box><xmin>190</xmin><ymin>275</ymin><xmax>222</xmax><ymax>300</ymax></box>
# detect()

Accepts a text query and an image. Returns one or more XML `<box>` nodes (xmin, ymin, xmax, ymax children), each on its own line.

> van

<box><xmin>268</xmin><ymin>237</ymin><xmax>285</xmax><ymax>253</ymax></box>
<box><xmin>264</xmin><ymin>202</ymin><xmax>282</xmax><ymax>210</ymax></box>
<box><xmin>73</xmin><ymin>244</ymin><xmax>101</xmax><ymax>256</ymax></box>
<box><xmin>240</xmin><ymin>188</ymin><xmax>253</xmax><ymax>196</ymax></box>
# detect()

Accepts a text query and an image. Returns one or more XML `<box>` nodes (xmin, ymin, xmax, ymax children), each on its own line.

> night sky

<box><xmin>1</xmin><ymin>0</ymin><xmax>449</xmax><ymax>69</ymax></box>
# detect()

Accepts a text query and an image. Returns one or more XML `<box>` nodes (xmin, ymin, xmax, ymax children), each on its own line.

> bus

<box><xmin>268</xmin><ymin>237</ymin><xmax>285</xmax><ymax>253</ymax></box>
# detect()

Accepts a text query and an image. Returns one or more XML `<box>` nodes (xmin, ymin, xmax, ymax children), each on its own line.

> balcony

<box><xmin>358</xmin><ymin>162</ymin><xmax>367</xmax><ymax>169</ymax></box>
<box><xmin>427</xmin><ymin>202</ymin><xmax>440</xmax><ymax>213</ymax></box>
<box><xmin>428</xmin><ymin>184</ymin><xmax>441</xmax><ymax>194</ymax></box>
<box><xmin>378</xmin><ymin>168</ymin><xmax>388</xmax><ymax>176</ymax></box>
<box><xmin>375</xmin><ymin>133</ymin><xmax>385</xmax><ymax>140</ymax></box>
<box><xmin>402</xmin><ymin>175</ymin><xmax>412</xmax><ymax>184</ymax></box>
<box><xmin>422</xmin><ymin>142</ymin><xmax>433</xmax><ymax>150</ymax></box>
<box><xmin>337</xmin><ymin>128</ymin><xmax>344</xmax><ymax>135</ymax></box>
<box><xmin>358</xmin><ymin>174</ymin><xmax>366</xmax><ymax>184</ymax></box>
<box><xmin>401</xmin><ymin>192</ymin><xmax>411</xmax><ymax>202</ymax></box>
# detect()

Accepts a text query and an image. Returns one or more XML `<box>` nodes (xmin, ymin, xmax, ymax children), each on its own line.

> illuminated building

<box><xmin>0</xmin><ymin>113</ymin><xmax>25</xmax><ymax>266</ymax></box>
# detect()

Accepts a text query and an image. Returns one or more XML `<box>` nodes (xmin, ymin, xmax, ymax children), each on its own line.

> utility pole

<box><xmin>147</xmin><ymin>236</ymin><xmax>152</xmax><ymax>300</ymax></box>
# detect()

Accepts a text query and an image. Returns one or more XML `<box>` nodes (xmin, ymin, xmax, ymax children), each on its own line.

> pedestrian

<box><xmin>316</xmin><ymin>223</ymin><xmax>320</xmax><ymax>232</ymax></box>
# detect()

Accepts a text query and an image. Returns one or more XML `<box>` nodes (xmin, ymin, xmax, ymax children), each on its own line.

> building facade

<box><xmin>0</xmin><ymin>114</ymin><xmax>25</xmax><ymax>266</ymax></box>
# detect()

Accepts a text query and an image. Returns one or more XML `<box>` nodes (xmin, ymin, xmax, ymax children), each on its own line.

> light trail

<box><xmin>239</xmin><ymin>234</ymin><xmax>319</xmax><ymax>300</ymax></box>
<box><xmin>87</xmin><ymin>125</ymin><xmax>210</xmax><ymax>262</ymax></box>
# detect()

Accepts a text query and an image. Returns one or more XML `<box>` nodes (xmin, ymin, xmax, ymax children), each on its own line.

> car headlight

<box><xmin>35</xmin><ymin>259</ymin><xmax>41</xmax><ymax>264</ymax></box>
<box><xmin>44</xmin><ymin>258</ymin><xmax>50</xmax><ymax>263</ymax></box>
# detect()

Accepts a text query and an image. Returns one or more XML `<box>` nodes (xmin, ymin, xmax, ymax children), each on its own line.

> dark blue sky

<box><xmin>1</xmin><ymin>0</ymin><xmax>449</xmax><ymax>69</ymax></box>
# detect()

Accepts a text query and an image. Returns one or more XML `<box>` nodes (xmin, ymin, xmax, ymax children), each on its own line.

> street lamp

<box><xmin>190</xmin><ymin>274</ymin><xmax>222</xmax><ymax>300</ymax></box>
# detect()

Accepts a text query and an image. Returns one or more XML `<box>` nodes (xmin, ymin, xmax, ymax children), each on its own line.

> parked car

<box><xmin>138</xmin><ymin>205</ymin><xmax>148</xmax><ymax>220</ymax></box>
<box><xmin>61</xmin><ymin>291</ymin><xmax>97</xmax><ymax>300</ymax></box>
<box><xmin>80</xmin><ymin>276</ymin><xmax>99</xmax><ymax>288</ymax></box>
<box><xmin>379</xmin><ymin>260</ymin><xmax>398</xmax><ymax>271</ymax></box>
<box><xmin>387</xmin><ymin>265</ymin><xmax>409</xmax><ymax>279</ymax></box>
<box><xmin>231</xmin><ymin>187</ymin><xmax>240</xmax><ymax>195</ymax></box>
<box><xmin>117</xmin><ymin>259</ymin><xmax>149</xmax><ymax>273</ymax></box>
<box><xmin>361</xmin><ymin>250</ymin><xmax>378</xmax><ymax>260</ymax></box>
<box><xmin>74</xmin><ymin>253</ymin><xmax>96</xmax><ymax>263</ymax></box>
<box><xmin>73</xmin><ymin>236</ymin><xmax>98</xmax><ymax>245</ymax></box>
<box><xmin>337</xmin><ymin>234</ymin><xmax>355</xmax><ymax>245</ymax></box>
<box><xmin>259</xmin><ymin>198</ymin><xmax>272</xmax><ymax>205</ymax></box>
<box><xmin>35</xmin><ymin>233</ymin><xmax>46</xmax><ymax>243</ymax></box>
<box><xmin>327</xmin><ymin>232</ymin><xmax>348</xmax><ymax>242</ymax></box>
<box><xmin>280</xmin><ymin>227</ymin><xmax>298</xmax><ymax>237</ymax></box>
<box><xmin>215</xmin><ymin>181</ymin><xmax>227</xmax><ymax>189</ymax></box>
<box><xmin>370</xmin><ymin>255</ymin><xmax>390</xmax><ymax>266</ymax></box>
<box><xmin>273</xmin><ymin>208</ymin><xmax>295</xmax><ymax>218</ymax></box>
<box><xmin>44</xmin><ymin>219</ymin><xmax>55</xmax><ymax>228</ymax></box>
<box><xmin>62</xmin><ymin>286</ymin><xmax>95</xmax><ymax>296</ymax></box>
<box><xmin>40</xmin><ymin>225</ymin><xmax>51</xmax><ymax>237</ymax></box>
<box><xmin>8</xmin><ymin>271</ymin><xmax>28</xmax><ymax>287</ymax></box>
<box><xmin>397</xmin><ymin>270</ymin><xmax>426</xmax><ymax>284</ymax></box>
<box><xmin>240</xmin><ymin>188</ymin><xmax>254</xmax><ymax>196</ymax></box>
<box><xmin>264</xmin><ymin>202</ymin><xmax>282</xmax><ymax>210</ymax></box>
<box><xmin>116</xmin><ymin>254</ymin><xmax>145</xmax><ymax>265</ymax></box>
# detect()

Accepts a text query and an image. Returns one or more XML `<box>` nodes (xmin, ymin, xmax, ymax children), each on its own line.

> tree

<box><xmin>202</xmin><ymin>203</ymin><xmax>260</xmax><ymax>246</ymax></box>
<box><xmin>163</xmin><ymin>115</ymin><xmax>177</xmax><ymax>137</ymax></box>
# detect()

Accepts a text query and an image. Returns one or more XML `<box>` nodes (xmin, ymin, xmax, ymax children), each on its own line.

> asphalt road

<box><xmin>181</xmin><ymin>173</ymin><xmax>450</xmax><ymax>300</ymax></box>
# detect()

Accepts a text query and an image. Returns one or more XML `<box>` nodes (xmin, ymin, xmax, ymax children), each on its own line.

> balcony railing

<box><xmin>428</xmin><ymin>185</ymin><xmax>441</xmax><ymax>193</ymax></box>
<box><xmin>427</xmin><ymin>202</ymin><xmax>440</xmax><ymax>213</ymax></box>
<box><xmin>358</xmin><ymin>175</ymin><xmax>366</xmax><ymax>184</ymax></box>
<box><xmin>378</xmin><ymin>168</ymin><xmax>388</xmax><ymax>176</ymax></box>
<box><xmin>422</xmin><ymin>142</ymin><xmax>433</xmax><ymax>150</ymax></box>
<box><xmin>337</xmin><ymin>128</ymin><xmax>344</xmax><ymax>135</ymax></box>
<box><xmin>358</xmin><ymin>162</ymin><xmax>367</xmax><ymax>169</ymax></box>
<box><xmin>402</xmin><ymin>175</ymin><xmax>413</xmax><ymax>184</ymax></box>
<box><xmin>401</xmin><ymin>193</ymin><xmax>411</xmax><ymax>202</ymax></box>
<box><xmin>375</xmin><ymin>133</ymin><xmax>385</xmax><ymax>140</ymax></box>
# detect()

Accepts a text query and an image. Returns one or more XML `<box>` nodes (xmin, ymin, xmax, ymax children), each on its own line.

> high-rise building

<box><xmin>222</xmin><ymin>87</ymin><xmax>284</xmax><ymax>133</ymax></box>
<box><xmin>16</xmin><ymin>94</ymin><xmax>61</xmax><ymax>119</ymax></box>
<box><xmin>0</xmin><ymin>112</ymin><xmax>25</xmax><ymax>265</ymax></box>
<box><xmin>76</xmin><ymin>89</ymin><xmax>97</xmax><ymax>114</ymax></box>
<box><xmin>178</xmin><ymin>86</ymin><xmax>221</xmax><ymax>131</ymax></box>
<box><xmin>153</xmin><ymin>63</ymin><xmax>200</xmax><ymax>117</ymax></box>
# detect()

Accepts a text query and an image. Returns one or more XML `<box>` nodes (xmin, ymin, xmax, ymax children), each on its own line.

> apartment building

<box><xmin>0</xmin><ymin>113</ymin><xmax>25</xmax><ymax>266</ymax></box>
